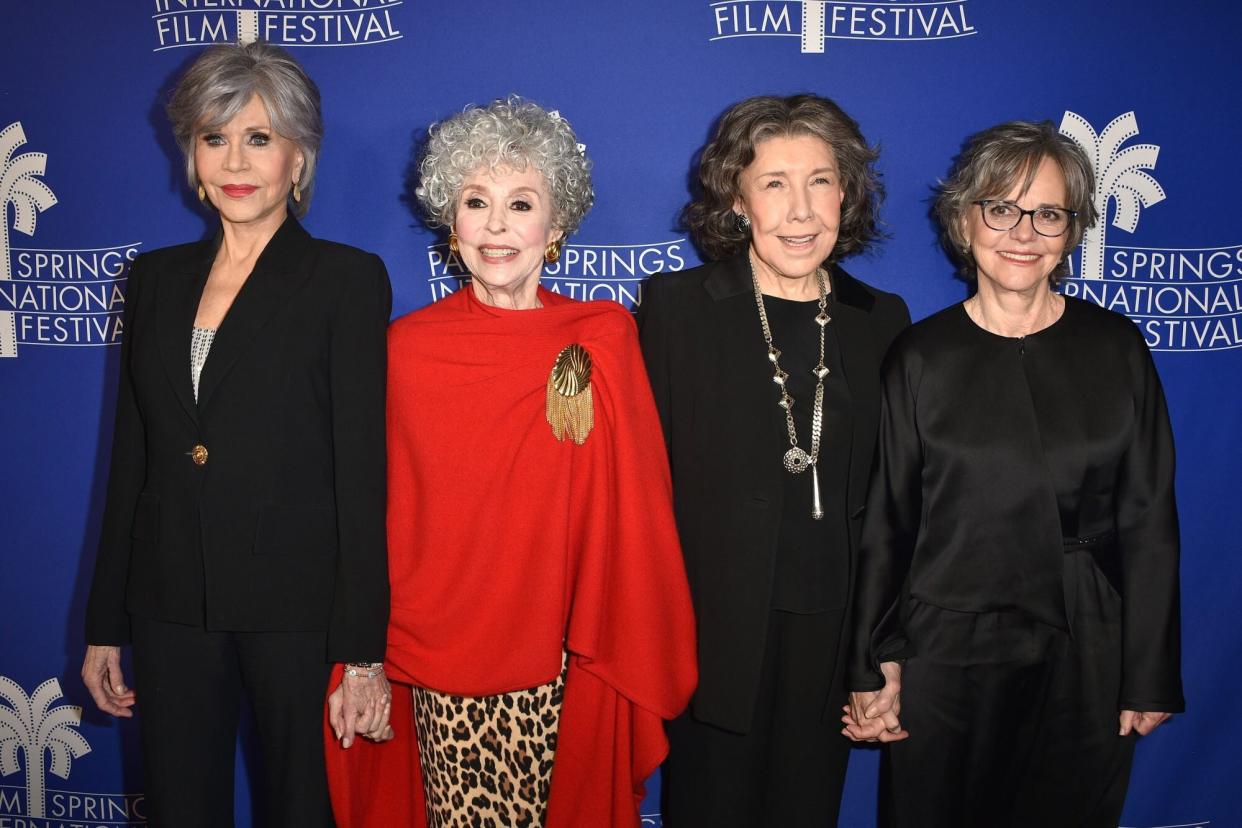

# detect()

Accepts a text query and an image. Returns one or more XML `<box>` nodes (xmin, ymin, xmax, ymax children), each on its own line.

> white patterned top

<box><xmin>191</xmin><ymin>327</ymin><xmax>216</xmax><ymax>403</ymax></box>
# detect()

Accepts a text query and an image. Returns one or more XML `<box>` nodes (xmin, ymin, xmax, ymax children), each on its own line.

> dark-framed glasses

<box><xmin>973</xmin><ymin>200</ymin><xmax>1076</xmax><ymax>237</ymax></box>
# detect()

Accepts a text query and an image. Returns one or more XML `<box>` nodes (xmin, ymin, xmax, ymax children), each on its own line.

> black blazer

<box><xmin>85</xmin><ymin>217</ymin><xmax>391</xmax><ymax>662</ymax></box>
<box><xmin>637</xmin><ymin>254</ymin><xmax>909</xmax><ymax>732</ymax></box>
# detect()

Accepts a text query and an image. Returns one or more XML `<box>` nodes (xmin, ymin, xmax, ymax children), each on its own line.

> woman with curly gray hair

<box><xmin>81</xmin><ymin>41</ymin><xmax>392</xmax><ymax>827</ymax></box>
<box><xmin>637</xmin><ymin>93</ymin><xmax>909</xmax><ymax>826</ymax></box>
<box><xmin>416</xmin><ymin>96</ymin><xmax>593</xmax><ymax>309</ymax></box>
<box><xmin>844</xmin><ymin>120</ymin><xmax>1183</xmax><ymax>826</ymax></box>
<box><xmin>326</xmin><ymin>97</ymin><xmax>697</xmax><ymax>828</ymax></box>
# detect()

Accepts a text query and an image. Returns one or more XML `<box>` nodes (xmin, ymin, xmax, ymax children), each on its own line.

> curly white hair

<box><xmin>416</xmin><ymin>96</ymin><xmax>594</xmax><ymax>235</ymax></box>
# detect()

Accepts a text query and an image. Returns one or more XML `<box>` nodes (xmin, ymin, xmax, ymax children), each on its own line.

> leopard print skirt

<box><xmin>412</xmin><ymin>653</ymin><xmax>568</xmax><ymax>828</ymax></box>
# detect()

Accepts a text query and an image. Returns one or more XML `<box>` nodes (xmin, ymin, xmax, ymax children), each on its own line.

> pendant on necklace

<box><xmin>783</xmin><ymin>447</ymin><xmax>811</xmax><ymax>473</ymax></box>
<box><xmin>811</xmin><ymin>462</ymin><xmax>824</xmax><ymax>520</ymax></box>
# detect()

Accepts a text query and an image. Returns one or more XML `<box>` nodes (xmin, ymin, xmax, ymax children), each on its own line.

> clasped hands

<box><xmin>842</xmin><ymin>660</ymin><xmax>908</xmax><ymax>743</ymax></box>
<box><xmin>328</xmin><ymin>667</ymin><xmax>395</xmax><ymax>748</ymax></box>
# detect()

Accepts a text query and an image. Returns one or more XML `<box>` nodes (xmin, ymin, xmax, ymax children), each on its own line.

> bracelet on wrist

<box><xmin>344</xmin><ymin>662</ymin><xmax>384</xmax><ymax>679</ymax></box>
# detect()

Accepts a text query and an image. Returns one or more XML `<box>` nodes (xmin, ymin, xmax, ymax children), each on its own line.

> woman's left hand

<box><xmin>328</xmin><ymin>667</ymin><xmax>394</xmax><ymax>748</ymax></box>
<box><xmin>1119</xmin><ymin>709</ymin><xmax>1171</xmax><ymax>737</ymax></box>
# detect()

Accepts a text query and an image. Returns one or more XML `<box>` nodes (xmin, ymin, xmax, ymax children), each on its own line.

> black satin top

<box><xmin>849</xmin><ymin>297</ymin><xmax>1184</xmax><ymax>712</ymax></box>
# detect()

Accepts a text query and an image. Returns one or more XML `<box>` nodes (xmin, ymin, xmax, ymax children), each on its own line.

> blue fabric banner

<box><xmin>1</xmin><ymin>2</ymin><xmax>1236</xmax><ymax>825</ymax></box>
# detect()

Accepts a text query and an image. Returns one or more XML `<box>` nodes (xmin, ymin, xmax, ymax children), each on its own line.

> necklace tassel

<box><xmin>811</xmin><ymin>463</ymin><xmax>824</xmax><ymax>520</ymax></box>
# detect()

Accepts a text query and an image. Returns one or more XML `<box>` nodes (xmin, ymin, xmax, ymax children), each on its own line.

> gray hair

<box><xmin>166</xmin><ymin>41</ymin><xmax>323</xmax><ymax>217</ymax></box>
<box><xmin>415</xmin><ymin>96</ymin><xmax>594</xmax><ymax>236</ymax></box>
<box><xmin>684</xmin><ymin>94</ymin><xmax>883</xmax><ymax>262</ymax></box>
<box><xmin>936</xmin><ymin>120</ymin><xmax>1097</xmax><ymax>284</ymax></box>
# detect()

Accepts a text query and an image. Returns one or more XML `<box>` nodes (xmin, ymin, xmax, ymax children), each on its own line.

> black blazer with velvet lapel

<box><xmin>85</xmin><ymin>217</ymin><xmax>391</xmax><ymax>663</ymax></box>
<box><xmin>637</xmin><ymin>254</ymin><xmax>909</xmax><ymax>733</ymax></box>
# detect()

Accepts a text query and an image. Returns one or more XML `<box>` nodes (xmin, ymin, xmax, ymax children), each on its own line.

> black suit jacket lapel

<box><xmin>155</xmin><ymin>240</ymin><xmax>215</xmax><ymax>426</ymax></box>
<box><xmin>197</xmin><ymin>218</ymin><xmax>315</xmax><ymax>412</ymax></box>
<box><xmin>703</xmin><ymin>255</ymin><xmax>787</xmax><ymax>497</ymax></box>
<box><xmin>828</xmin><ymin>265</ymin><xmax>882</xmax><ymax>514</ymax></box>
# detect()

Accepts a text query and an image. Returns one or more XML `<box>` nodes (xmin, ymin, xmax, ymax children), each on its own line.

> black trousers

<box><xmin>884</xmin><ymin>550</ymin><xmax>1136</xmax><ymax>828</ymax></box>
<box><xmin>663</xmin><ymin>608</ymin><xmax>850</xmax><ymax>828</ymax></box>
<box><xmin>130</xmin><ymin>617</ymin><xmax>335</xmax><ymax>828</ymax></box>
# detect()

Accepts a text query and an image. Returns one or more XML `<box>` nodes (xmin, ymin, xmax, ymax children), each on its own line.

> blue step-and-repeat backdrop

<box><xmin>1</xmin><ymin>2</ymin><xmax>1237</xmax><ymax>826</ymax></box>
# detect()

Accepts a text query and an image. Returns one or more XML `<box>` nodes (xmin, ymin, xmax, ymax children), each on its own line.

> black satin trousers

<box><xmin>883</xmin><ymin>548</ymin><xmax>1137</xmax><ymax>828</ymax></box>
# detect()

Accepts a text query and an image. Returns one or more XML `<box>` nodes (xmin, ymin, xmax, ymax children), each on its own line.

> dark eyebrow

<box><xmin>755</xmin><ymin>165</ymin><xmax>838</xmax><ymax>178</ymax></box>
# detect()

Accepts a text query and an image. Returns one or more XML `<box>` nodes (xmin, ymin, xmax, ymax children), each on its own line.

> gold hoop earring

<box><xmin>292</xmin><ymin>182</ymin><xmax>302</xmax><ymax>203</ymax></box>
<box><xmin>544</xmin><ymin>239</ymin><xmax>562</xmax><ymax>265</ymax></box>
<box><xmin>448</xmin><ymin>232</ymin><xmax>460</xmax><ymax>254</ymax></box>
<box><xmin>197</xmin><ymin>184</ymin><xmax>206</xmax><ymax>203</ymax></box>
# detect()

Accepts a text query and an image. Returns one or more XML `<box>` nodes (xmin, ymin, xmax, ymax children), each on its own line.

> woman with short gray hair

<box><xmin>325</xmin><ymin>97</ymin><xmax>696</xmax><ymax>828</ymax></box>
<box><xmin>844</xmin><ymin>120</ymin><xmax>1183</xmax><ymax>826</ymax></box>
<box><xmin>82</xmin><ymin>41</ymin><xmax>392</xmax><ymax>827</ymax></box>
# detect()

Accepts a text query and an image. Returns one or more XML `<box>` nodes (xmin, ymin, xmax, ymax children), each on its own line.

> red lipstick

<box><xmin>220</xmin><ymin>185</ymin><xmax>258</xmax><ymax>198</ymax></box>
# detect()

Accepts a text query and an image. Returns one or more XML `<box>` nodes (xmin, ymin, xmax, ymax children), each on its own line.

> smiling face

<box><xmin>964</xmin><ymin>156</ymin><xmax>1071</xmax><ymax>298</ymax></box>
<box><xmin>193</xmin><ymin>93</ymin><xmax>303</xmax><ymax>233</ymax></box>
<box><xmin>734</xmin><ymin>133</ymin><xmax>845</xmax><ymax>286</ymax></box>
<box><xmin>454</xmin><ymin>165</ymin><xmax>561</xmax><ymax>304</ymax></box>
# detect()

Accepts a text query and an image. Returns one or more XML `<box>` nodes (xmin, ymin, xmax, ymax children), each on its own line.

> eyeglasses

<box><xmin>973</xmin><ymin>200</ymin><xmax>1077</xmax><ymax>238</ymax></box>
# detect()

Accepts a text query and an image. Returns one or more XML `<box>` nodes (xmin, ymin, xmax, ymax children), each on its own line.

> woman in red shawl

<box><xmin>325</xmin><ymin>96</ymin><xmax>697</xmax><ymax>828</ymax></box>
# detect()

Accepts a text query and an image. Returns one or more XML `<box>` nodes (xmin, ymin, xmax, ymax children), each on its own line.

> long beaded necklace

<box><xmin>749</xmin><ymin>255</ymin><xmax>830</xmax><ymax>520</ymax></box>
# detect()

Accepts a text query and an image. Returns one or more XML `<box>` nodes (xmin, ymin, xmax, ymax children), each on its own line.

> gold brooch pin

<box><xmin>545</xmin><ymin>343</ymin><xmax>594</xmax><ymax>445</ymax></box>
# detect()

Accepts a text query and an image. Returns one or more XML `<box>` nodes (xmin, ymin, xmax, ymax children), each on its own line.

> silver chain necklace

<box><xmin>749</xmin><ymin>255</ymin><xmax>830</xmax><ymax>520</ymax></box>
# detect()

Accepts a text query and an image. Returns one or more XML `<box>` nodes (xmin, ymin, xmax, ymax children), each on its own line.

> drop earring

<box><xmin>544</xmin><ymin>239</ymin><xmax>562</xmax><ymax>265</ymax></box>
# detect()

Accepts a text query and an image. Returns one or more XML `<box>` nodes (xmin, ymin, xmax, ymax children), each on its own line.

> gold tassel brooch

<box><xmin>546</xmin><ymin>343</ymin><xmax>594</xmax><ymax>445</ymax></box>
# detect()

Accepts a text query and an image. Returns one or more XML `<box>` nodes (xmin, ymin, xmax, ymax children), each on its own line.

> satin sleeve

<box><xmin>1115</xmin><ymin>333</ymin><xmax>1185</xmax><ymax>712</ymax></box>
<box><xmin>847</xmin><ymin>342</ymin><xmax>923</xmax><ymax>691</ymax></box>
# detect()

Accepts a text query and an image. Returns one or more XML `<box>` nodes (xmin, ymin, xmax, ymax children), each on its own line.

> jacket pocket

<box><xmin>254</xmin><ymin>504</ymin><xmax>337</xmax><ymax>557</ymax></box>
<box><xmin>130</xmin><ymin>492</ymin><xmax>160</xmax><ymax>542</ymax></box>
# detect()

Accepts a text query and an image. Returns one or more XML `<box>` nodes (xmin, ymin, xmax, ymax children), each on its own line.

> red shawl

<box><xmin>325</xmin><ymin>286</ymin><xmax>697</xmax><ymax>827</ymax></box>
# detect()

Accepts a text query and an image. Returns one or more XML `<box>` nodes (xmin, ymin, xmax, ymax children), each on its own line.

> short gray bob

<box><xmin>166</xmin><ymin>41</ymin><xmax>322</xmax><ymax>218</ymax></box>
<box><xmin>416</xmin><ymin>96</ymin><xmax>594</xmax><ymax>236</ymax></box>
<box><xmin>936</xmin><ymin>120</ymin><xmax>1097</xmax><ymax>284</ymax></box>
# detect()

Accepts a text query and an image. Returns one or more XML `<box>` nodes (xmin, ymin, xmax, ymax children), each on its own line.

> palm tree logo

<box><xmin>1058</xmin><ymin>111</ymin><xmax>1165</xmax><ymax>280</ymax></box>
<box><xmin>0</xmin><ymin>121</ymin><xmax>58</xmax><ymax>357</ymax></box>
<box><xmin>0</xmin><ymin>676</ymin><xmax>91</xmax><ymax>818</ymax></box>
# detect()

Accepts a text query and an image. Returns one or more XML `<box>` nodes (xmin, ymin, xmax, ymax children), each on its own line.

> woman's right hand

<box><xmin>81</xmin><ymin>645</ymin><xmax>136</xmax><ymax>717</ymax></box>
<box><xmin>842</xmin><ymin>660</ymin><xmax>907</xmax><ymax>742</ymax></box>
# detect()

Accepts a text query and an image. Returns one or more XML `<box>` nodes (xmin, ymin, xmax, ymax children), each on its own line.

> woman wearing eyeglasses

<box><xmin>843</xmin><ymin>121</ymin><xmax>1184</xmax><ymax>827</ymax></box>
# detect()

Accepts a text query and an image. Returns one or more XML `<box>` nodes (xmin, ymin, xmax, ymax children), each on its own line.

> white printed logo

<box><xmin>152</xmin><ymin>0</ymin><xmax>403</xmax><ymax>51</ymax></box>
<box><xmin>1059</xmin><ymin>111</ymin><xmax>1242</xmax><ymax>352</ymax></box>
<box><xmin>1059</xmin><ymin>112</ymin><xmax>1166</xmax><ymax>281</ymax></box>
<box><xmin>0</xmin><ymin>122</ymin><xmax>57</xmax><ymax>357</ymax></box>
<box><xmin>426</xmin><ymin>239</ymin><xmax>689</xmax><ymax>308</ymax></box>
<box><xmin>0</xmin><ymin>675</ymin><xmax>145</xmax><ymax>824</ymax></box>
<box><xmin>709</xmin><ymin>1</ymin><xmax>976</xmax><ymax>52</ymax></box>
<box><xmin>0</xmin><ymin>121</ymin><xmax>141</xmax><ymax>357</ymax></box>
<box><xmin>0</xmin><ymin>677</ymin><xmax>90</xmax><ymax>819</ymax></box>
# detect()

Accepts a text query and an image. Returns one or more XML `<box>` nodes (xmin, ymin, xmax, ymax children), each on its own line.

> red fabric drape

<box><xmin>325</xmin><ymin>287</ymin><xmax>696</xmax><ymax>827</ymax></box>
